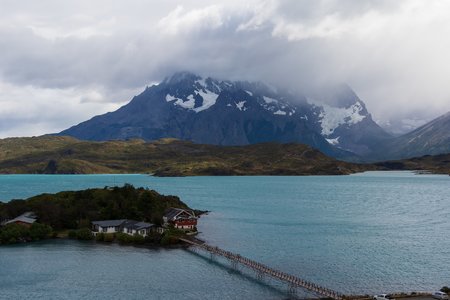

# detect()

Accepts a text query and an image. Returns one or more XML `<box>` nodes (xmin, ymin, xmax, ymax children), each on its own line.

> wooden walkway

<box><xmin>179</xmin><ymin>237</ymin><xmax>344</xmax><ymax>299</ymax></box>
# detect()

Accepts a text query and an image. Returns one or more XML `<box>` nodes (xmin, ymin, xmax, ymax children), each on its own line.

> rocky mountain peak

<box><xmin>59</xmin><ymin>71</ymin><xmax>391</xmax><ymax>160</ymax></box>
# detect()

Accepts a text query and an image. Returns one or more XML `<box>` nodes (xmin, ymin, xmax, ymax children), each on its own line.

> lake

<box><xmin>0</xmin><ymin>172</ymin><xmax>449</xmax><ymax>299</ymax></box>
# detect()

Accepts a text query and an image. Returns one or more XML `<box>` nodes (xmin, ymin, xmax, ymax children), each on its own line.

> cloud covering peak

<box><xmin>1</xmin><ymin>0</ymin><xmax>450</xmax><ymax>137</ymax></box>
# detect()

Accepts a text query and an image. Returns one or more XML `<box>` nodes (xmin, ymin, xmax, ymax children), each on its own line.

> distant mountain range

<box><xmin>371</xmin><ymin>112</ymin><xmax>450</xmax><ymax>161</ymax></box>
<box><xmin>59</xmin><ymin>72</ymin><xmax>450</xmax><ymax>161</ymax></box>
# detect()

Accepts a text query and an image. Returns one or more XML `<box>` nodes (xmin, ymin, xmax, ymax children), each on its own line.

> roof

<box><xmin>92</xmin><ymin>219</ymin><xmax>154</xmax><ymax>230</ymax></box>
<box><xmin>4</xmin><ymin>212</ymin><xmax>37</xmax><ymax>225</ymax></box>
<box><xmin>122</xmin><ymin>220</ymin><xmax>154</xmax><ymax>230</ymax></box>
<box><xmin>21</xmin><ymin>211</ymin><xmax>37</xmax><ymax>219</ymax></box>
<box><xmin>164</xmin><ymin>208</ymin><xmax>196</xmax><ymax>221</ymax></box>
<box><xmin>92</xmin><ymin>219</ymin><xmax>126</xmax><ymax>227</ymax></box>
<box><xmin>5</xmin><ymin>216</ymin><xmax>37</xmax><ymax>225</ymax></box>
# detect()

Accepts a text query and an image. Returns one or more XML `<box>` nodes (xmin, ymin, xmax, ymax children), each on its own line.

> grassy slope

<box><xmin>0</xmin><ymin>136</ymin><xmax>370</xmax><ymax>176</ymax></box>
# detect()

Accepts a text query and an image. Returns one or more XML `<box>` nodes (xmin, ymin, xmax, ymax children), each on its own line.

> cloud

<box><xmin>157</xmin><ymin>5</ymin><xmax>226</xmax><ymax>35</ymax></box>
<box><xmin>0</xmin><ymin>80</ymin><xmax>126</xmax><ymax>138</ymax></box>
<box><xmin>0</xmin><ymin>0</ymin><xmax>450</xmax><ymax>137</ymax></box>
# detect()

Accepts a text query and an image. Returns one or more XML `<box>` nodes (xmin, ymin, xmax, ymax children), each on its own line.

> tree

<box><xmin>29</xmin><ymin>223</ymin><xmax>52</xmax><ymax>240</ymax></box>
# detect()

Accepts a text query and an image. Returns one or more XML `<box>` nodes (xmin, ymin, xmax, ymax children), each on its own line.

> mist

<box><xmin>1</xmin><ymin>0</ymin><xmax>450</xmax><ymax>137</ymax></box>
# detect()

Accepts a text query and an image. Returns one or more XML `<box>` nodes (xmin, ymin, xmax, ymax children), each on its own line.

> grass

<box><xmin>0</xmin><ymin>135</ymin><xmax>371</xmax><ymax>176</ymax></box>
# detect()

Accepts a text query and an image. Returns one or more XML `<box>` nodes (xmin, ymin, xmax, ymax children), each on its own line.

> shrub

<box><xmin>160</xmin><ymin>227</ymin><xmax>186</xmax><ymax>245</ymax></box>
<box><xmin>441</xmin><ymin>287</ymin><xmax>450</xmax><ymax>293</ymax></box>
<box><xmin>103</xmin><ymin>233</ymin><xmax>115</xmax><ymax>242</ymax></box>
<box><xmin>68</xmin><ymin>230</ymin><xmax>77</xmax><ymax>239</ymax></box>
<box><xmin>0</xmin><ymin>223</ymin><xmax>53</xmax><ymax>244</ymax></box>
<box><xmin>116</xmin><ymin>233</ymin><xmax>133</xmax><ymax>244</ymax></box>
<box><xmin>95</xmin><ymin>232</ymin><xmax>105</xmax><ymax>241</ymax></box>
<box><xmin>160</xmin><ymin>234</ymin><xmax>178</xmax><ymax>245</ymax></box>
<box><xmin>132</xmin><ymin>234</ymin><xmax>145</xmax><ymax>244</ymax></box>
<box><xmin>75</xmin><ymin>228</ymin><xmax>93</xmax><ymax>240</ymax></box>
<box><xmin>0</xmin><ymin>224</ymin><xmax>28</xmax><ymax>244</ymax></box>
<box><xmin>145</xmin><ymin>232</ymin><xmax>161</xmax><ymax>244</ymax></box>
<box><xmin>29</xmin><ymin>223</ymin><xmax>52</xmax><ymax>240</ymax></box>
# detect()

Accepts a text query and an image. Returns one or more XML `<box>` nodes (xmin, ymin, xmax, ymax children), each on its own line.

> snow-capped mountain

<box><xmin>306</xmin><ymin>84</ymin><xmax>391</xmax><ymax>157</ymax></box>
<box><xmin>59</xmin><ymin>72</ymin><xmax>390</xmax><ymax>160</ymax></box>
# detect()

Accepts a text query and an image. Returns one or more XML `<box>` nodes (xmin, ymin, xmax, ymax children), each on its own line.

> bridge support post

<box><xmin>256</xmin><ymin>270</ymin><xmax>265</xmax><ymax>281</ymax></box>
<box><xmin>230</xmin><ymin>259</ymin><xmax>238</xmax><ymax>270</ymax></box>
<box><xmin>288</xmin><ymin>282</ymin><xmax>297</xmax><ymax>296</ymax></box>
<box><xmin>210</xmin><ymin>252</ymin><xmax>216</xmax><ymax>261</ymax></box>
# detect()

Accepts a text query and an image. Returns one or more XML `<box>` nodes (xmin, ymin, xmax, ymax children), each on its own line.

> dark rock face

<box><xmin>59</xmin><ymin>72</ymin><xmax>391</xmax><ymax>160</ymax></box>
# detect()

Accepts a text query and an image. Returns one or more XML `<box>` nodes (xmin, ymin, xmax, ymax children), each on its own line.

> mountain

<box><xmin>371</xmin><ymin>111</ymin><xmax>450</xmax><ymax>161</ymax></box>
<box><xmin>306</xmin><ymin>84</ymin><xmax>392</xmax><ymax>157</ymax></box>
<box><xmin>59</xmin><ymin>72</ymin><xmax>390</xmax><ymax>159</ymax></box>
<box><xmin>0</xmin><ymin>136</ymin><xmax>371</xmax><ymax>176</ymax></box>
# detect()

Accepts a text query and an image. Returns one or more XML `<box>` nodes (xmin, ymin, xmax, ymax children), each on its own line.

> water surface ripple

<box><xmin>0</xmin><ymin>171</ymin><xmax>449</xmax><ymax>299</ymax></box>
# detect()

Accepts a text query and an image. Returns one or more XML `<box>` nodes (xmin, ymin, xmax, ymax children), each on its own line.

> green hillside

<box><xmin>0</xmin><ymin>136</ymin><xmax>369</xmax><ymax>176</ymax></box>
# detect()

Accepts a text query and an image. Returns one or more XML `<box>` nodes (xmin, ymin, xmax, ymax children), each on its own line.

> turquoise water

<box><xmin>1</xmin><ymin>172</ymin><xmax>449</xmax><ymax>299</ymax></box>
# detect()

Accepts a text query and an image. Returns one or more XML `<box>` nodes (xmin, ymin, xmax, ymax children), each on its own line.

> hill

<box><xmin>0</xmin><ymin>135</ymin><xmax>369</xmax><ymax>176</ymax></box>
<box><xmin>375</xmin><ymin>153</ymin><xmax>450</xmax><ymax>175</ymax></box>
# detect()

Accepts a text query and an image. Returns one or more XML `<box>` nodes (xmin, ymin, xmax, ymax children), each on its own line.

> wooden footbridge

<box><xmin>179</xmin><ymin>237</ymin><xmax>345</xmax><ymax>299</ymax></box>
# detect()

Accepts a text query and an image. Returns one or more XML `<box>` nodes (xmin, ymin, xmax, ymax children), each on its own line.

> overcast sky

<box><xmin>1</xmin><ymin>0</ymin><xmax>450</xmax><ymax>137</ymax></box>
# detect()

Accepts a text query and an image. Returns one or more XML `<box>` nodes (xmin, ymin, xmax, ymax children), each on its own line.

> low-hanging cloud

<box><xmin>1</xmin><ymin>0</ymin><xmax>450</xmax><ymax>137</ymax></box>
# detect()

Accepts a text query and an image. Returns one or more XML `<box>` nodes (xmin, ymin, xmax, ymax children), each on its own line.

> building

<box><xmin>122</xmin><ymin>220</ymin><xmax>155</xmax><ymax>236</ymax></box>
<box><xmin>3</xmin><ymin>212</ymin><xmax>37</xmax><ymax>227</ymax></box>
<box><xmin>91</xmin><ymin>219</ymin><xmax>154</xmax><ymax>237</ymax></box>
<box><xmin>163</xmin><ymin>208</ymin><xmax>197</xmax><ymax>231</ymax></box>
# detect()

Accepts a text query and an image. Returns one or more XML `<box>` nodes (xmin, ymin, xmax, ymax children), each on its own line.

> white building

<box><xmin>91</xmin><ymin>219</ymin><xmax>154</xmax><ymax>237</ymax></box>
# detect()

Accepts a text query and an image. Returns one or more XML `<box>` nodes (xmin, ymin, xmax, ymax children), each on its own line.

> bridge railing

<box><xmin>179</xmin><ymin>237</ymin><xmax>344</xmax><ymax>300</ymax></box>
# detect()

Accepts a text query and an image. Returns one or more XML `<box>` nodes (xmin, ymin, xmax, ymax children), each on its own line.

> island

<box><xmin>0</xmin><ymin>184</ymin><xmax>203</xmax><ymax>246</ymax></box>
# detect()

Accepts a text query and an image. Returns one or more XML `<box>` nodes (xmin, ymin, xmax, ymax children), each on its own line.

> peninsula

<box><xmin>0</xmin><ymin>185</ymin><xmax>200</xmax><ymax>246</ymax></box>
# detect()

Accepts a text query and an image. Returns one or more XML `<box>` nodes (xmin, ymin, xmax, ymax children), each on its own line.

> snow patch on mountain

<box><xmin>235</xmin><ymin>101</ymin><xmax>247</xmax><ymax>111</ymax></box>
<box><xmin>309</xmin><ymin>99</ymin><xmax>367</xmax><ymax>136</ymax></box>
<box><xmin>274</xmin><ymin>110</ymin><xmax>286</xmax><ymax>115</ymax></box>
<box><xmin>196</xmin><ymin>78</ymin><xmax>206</xmax><ymax>88</ymax></box>
<box><xmin>174</xmin><ymin>96</ymin><xmax>196</xmax><ymax>109</ymax></box>
<box><xmin>166</xmin><ymin>94</ymin><xmax>177</xmax><ymax>102</ymax></box>
<box><xmin>326</xmin><ymin>137</ymin><xmax>340</xmax><ymax>145</ymax></box>
<box><xmin>263</xmin><ymin>96</ymin><xmax>278</xmax><ymax>104</ymax></box>
<box><xmin>194</xmin><ymin>90</ymin><xmax>219</xmax><ymax>112</ymax></box>
<box><xmin>166</xmin><ymin>81</ymin><xmax>219</xmax><ymax>113</ymax></box>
